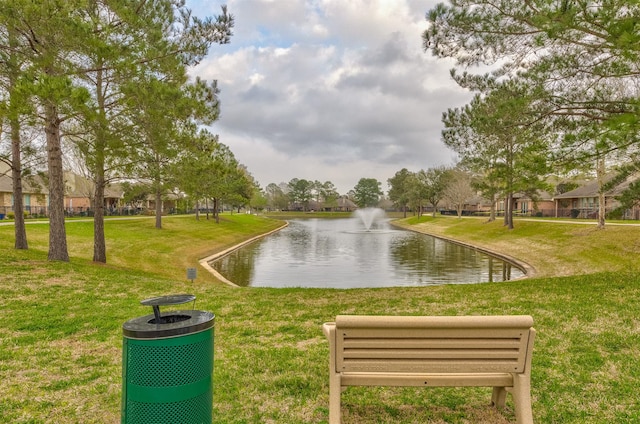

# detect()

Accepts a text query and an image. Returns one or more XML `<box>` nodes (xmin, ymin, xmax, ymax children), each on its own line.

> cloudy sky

<box><xmin>186</xmin><ymin>0</ymin><xmax>471</xmax><ymax>194</ymax></box>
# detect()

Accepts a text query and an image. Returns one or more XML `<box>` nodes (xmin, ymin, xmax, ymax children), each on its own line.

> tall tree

<box><xmin>0</xmin><ymin>28</ymin><xmax>30</xmax><ymax>249</ymax></box>
<box><xmin>417</xmin><ymin>166</ymin><xmax>451</xmax><ymax>217</ymax></box>
<box><xmin>173</xmin><ymin>128</ymin><xmax>220</xmax><ymax>220</ymax></box>
<box><xmin>424</xmin><ymin>0</ymin><xmax>640</xmax><ymax>172</ymax></box>
<box><xmin>69</xmin><ymin>0</ymin><xmax>133</xmax><ymax>262</ymax></box>
<box><xmin>225</xmin><ymin>165</ymin><xmax>256</xmax><ymax>214</ymax></box>
<box><xmin>249</xmin><ymin>188</ymin><xmax>267</xmax><ymax>212</ymax></box>
<box><xmin>550</xmin><ymin>97</ymin><xmax>640</xmax><ymax>228</ymax></box>
<box><xmin>388</xmin><ymin>168</ymin><xmax>414</xmax><ymax>218</ymax></box>
<box><xmin>265</xmin><ymin>183</ymin><xmax>289</xmax><ymax>211</ymax></box>
<box><xmin>443</xmin><ymin>168</ymin><xmax>475</xmax><ymax>218</ymax></box>
<box><xmin>126</xmin><ymin>76</ymin><xmax>187</xmax><ymax>229</ymax></box>
<box><xmin>211</xmin><ymin>147</ymin><xmax>249</xmax><ymax>222</ymax></box>
<box><xmin>470</xmin><ymin>168</ymin><xmax>502</xmax><ymax>222</ymax></box>
<box><xmin>288</xmin><ymin>178</ymin><xmax>313</xmax><ymax>211</ymax></box>
<box><xmin>353</xmin><ymin>178</ymin><xmax>382</xmax><ymax>208</ymax></box>
<box><xmin>318</xmin><ymin>181</ymin><xmax>339</xmax><ymax>210</ymax></box>
<box><xmin>442</xmin><ymin>83</ymin><xmax>550</xmax><ymax>229</ymax></box>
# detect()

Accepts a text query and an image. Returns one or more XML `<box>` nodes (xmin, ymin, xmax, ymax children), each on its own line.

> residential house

<box><xmin>441</xmin><ymin>190</ymin><xmax>555</xmax><ymax>217</ymax></box>
<box><xmin>553</xmin><ymin>174</ymin><xmax>640</xmax><ymax>219</ymax></box>
<box><xmin>143</xmin><ymin>192</ymin><xmax>180</xmax><ymax>214</ymax></box>
<box><xmin>297</xmin><ymin>196</ymin><xmax>357</xmax><ymax>212</ymax></box>
<box><xmin>64</xmin><ymin>172</ymin><xmax>94</xmax><ymax>213</ymax></box>
<box><xmin>335</xmin><ymin>196</ymin><xmax>357</xmax><ymax>212</ymax></box>
<box><xmin>0</xmin><ymin>170</ymin><xmax>49</xmax><ymax>217</ymax></box>
<box><xmin>510</xmin><ymin>191</ymin><xmax>555</xmax><ymax>217</ymax></box>
<box><xmin>462</xmin><ymin>194</ymin><xmax>493</xmax><ymax>215</ymax></box>
<box><xmin>0</xmin><ymin>166</ymin><xmax>127</xmax><ymax>217</ymax></box>
<box><xmin>63</xmin><ymin>172</ymin><xmax>125</xmax><ymax>215</ymax></box>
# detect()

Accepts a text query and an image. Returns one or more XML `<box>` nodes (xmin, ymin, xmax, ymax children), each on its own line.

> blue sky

<box><xmin>186</xmin><ymin>0</ymin><xmax>471</xmax><ymax>194</ymax></box>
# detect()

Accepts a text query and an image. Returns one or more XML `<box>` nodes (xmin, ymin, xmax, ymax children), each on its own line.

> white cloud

<box><xmin>188</xmin><ymin>0</ymin><xmax>472</xmax><ymax>194</ymax></box>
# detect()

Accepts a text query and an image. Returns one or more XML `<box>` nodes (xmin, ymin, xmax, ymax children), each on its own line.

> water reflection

<box><xmin>210</xmin><ymin>218</ymin><xmax>524</xmax><ymax>288</ymax></box>
<box><xmin>389</xmin><ymin>234</ymin><xmax>514</xmax><ymax>284</ymax></box>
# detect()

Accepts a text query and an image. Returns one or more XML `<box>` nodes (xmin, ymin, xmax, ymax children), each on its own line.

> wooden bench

<box><xmin>322</xmin><ymin>315</ymin><xmax>535</xmax><ymax>423</ymax></box>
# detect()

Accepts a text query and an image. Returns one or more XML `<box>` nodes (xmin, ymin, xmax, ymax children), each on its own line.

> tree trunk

<box><xmin>155</xmin><ymin>189</ymin><xmax>162</xmax><ymax>229</ymax></box>
<box><xmin>8</xmin><ymin>31</ymin><xmax>27</xmax><ymax>250</ymax></box>
<box><xmin>45</xmin><ymin>101</ymin><xmax>69</xmax><ymax>261</ymax></box>
<box><xmin>10</xmin><ymin>115</ymin><xmax>28</xmax><ymax>249</ymax></box>
<box><xmin>597</xmin><ymin>190</ymin><xmax>606</xmax><ymax>229</ymax></box>
<box><xmin>93</xmin><ymin>64</ymin><xmax>107</xmax><ymax>263</ymax></box>
<box><xmin>505</xmin><ymin>143</ymin><xmax>514</xmax><ymax>229</ymax></box>
<box><xmin>93</xmin><ymin>172</ymin><xmax>106</xmax><ymax>262</ymax></box>
<box><xmin>195</xmin><ymin>200</ymin><xmax>200</xmax><ymax>220</ymax></box>
<box><xmin>596</xmin><ymin>156</ymin><xmax>606</xmax><ymax>230</ymax></box>
<box><xmin>503</xmin><ymin>196</ymin><xmax>509</xmax><ymax>226</ymax></box>
<box><xmin>488</xmin><ymin>196</ymin><xmax>496</xmax><ymax>223</ymax></box>
<box><xmin>213</xmin><ymin>197</ymin><xmax>219</xmax><ymax>223</ymax></box>
<box><xmin>506</xmin><ymin>193</ymin><xmax>514</xmax><ymax>230</ymax></box>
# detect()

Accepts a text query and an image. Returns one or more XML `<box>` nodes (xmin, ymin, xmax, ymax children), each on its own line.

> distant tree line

<box><xmin>254</xmin><ymin>177</ymin><xmax>383</xmax><ymax>212</ymax></box>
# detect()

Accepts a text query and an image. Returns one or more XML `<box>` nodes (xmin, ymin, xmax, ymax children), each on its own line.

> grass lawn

<box><xmin>1</xmin><ymin>213</ymin><xmax>640</xmax><ymax>423</ymax></box>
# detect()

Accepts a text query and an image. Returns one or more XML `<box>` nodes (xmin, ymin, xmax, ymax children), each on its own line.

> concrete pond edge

<box><xmin>198</xmin><ymin>221</ymin><xmax>289</xmax><ymax>287</ymax></box>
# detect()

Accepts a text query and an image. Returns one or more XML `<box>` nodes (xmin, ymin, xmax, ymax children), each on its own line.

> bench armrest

<box><xmin>322</xmin><ymin>322</ymin><xmax>336</xmax><ymax>340</ymax></box>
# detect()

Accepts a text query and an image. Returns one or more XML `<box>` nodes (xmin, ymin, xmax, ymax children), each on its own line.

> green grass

<box><xmin>1</xmin><ymin>213</ymin><xmax>640</xmax><ymax>423</ymax></box>
<box><xmin>396</xmin><ymin>215</ymin><xmax>640</xmax><ymax>278</ymax></box>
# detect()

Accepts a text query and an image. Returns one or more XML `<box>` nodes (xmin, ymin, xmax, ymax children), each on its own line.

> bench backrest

<box><xmin>334</xmin><ymin>315</ymin><xmax>534</xmax><ymax>374</ymax></box>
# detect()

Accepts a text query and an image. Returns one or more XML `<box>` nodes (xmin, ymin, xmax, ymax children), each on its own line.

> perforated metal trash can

<box><xmin>122</xmin><ymin>294</ymin><xmax>214</xmax><ymax>424</ymax></box>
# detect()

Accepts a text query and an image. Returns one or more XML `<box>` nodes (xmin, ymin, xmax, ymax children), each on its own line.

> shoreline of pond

<box><xmin>389</xmin><ymin>220</ymin><xmax>534</xmax><ymax>279</ymax></box>
<box><xmin>200</xmin><ymin>216</ymin><xmax>530</xmax><ymax>287</ymax></box>
<box><xmin>199</xmin><ymin>220</ymin><xmax>289</xmax><ymax>286</ymax></box>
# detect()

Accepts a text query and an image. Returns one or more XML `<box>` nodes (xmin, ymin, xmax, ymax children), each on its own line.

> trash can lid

<box><xmin>123</xmin><ymin>310</ymin><xmax>214</xmax><ymax>339</ymax></box>
<box><xmin>123</xmin><ymin>294</ymin><xmax>213</xmax><ymax>339</ymax></box>
<box><xmin>140</xmin><ymin>294</ymin><xmax>196</xmax><ymax>307</ymax></box>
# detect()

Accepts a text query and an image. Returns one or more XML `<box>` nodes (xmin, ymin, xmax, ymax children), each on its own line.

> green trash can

<box><xmin>122</xmin><ymin>294</ymin><xmax>214</xmax><ymax>424</ymax></box>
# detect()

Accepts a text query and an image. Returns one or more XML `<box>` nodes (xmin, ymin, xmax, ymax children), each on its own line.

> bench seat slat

<box><xmin>335</xmin><ymin>315</ymin><xmax>534</xmax><ymax>329</ymax></box>
<box><xmin>343</xmin><ymin>348</ymin><xmax>523</xmax><ymax>360</ymax></box>
<box><xmin>341</xmin><ymin>359</ymin><xmax>524</xmax><ymax>373</ymax></box>
<box><xmin>343</xmin><ymin>338</ymin><xmax>523</xmax><ymax>349</ymax></box>
<box><xmin>339</xmin><ymin>328</ymin><xmax>529</xmax><ymax>339</ymax></box>
<box><xmin>341</xmin><ymin>372</ymin><xmax>514</xmax><ymax>387</ymax></box>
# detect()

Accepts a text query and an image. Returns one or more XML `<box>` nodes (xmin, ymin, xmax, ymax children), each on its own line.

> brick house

<box><xmin>553</xmin><ymin>174</ymin><xmax>640</xmax><ymax>219</ymax></box>
<box><xmin>0</xmin><ymin>171</ymin><xmax>49</xmax><ymax>217</ymax></box>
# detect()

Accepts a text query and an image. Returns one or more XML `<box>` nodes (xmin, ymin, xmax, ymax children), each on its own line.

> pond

<box><xmin>210</xmin><ymin>214</ymin><xmax>525</xmax><ymax>288</ymax></box>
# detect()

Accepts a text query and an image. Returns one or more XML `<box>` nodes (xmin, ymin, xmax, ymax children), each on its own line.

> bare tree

<box><xmin>444</xmin><ymin>169</ymin><xmax>475</xmax><ymax>218</ymax></box>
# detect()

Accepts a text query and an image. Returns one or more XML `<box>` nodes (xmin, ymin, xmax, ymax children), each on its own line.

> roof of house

<box><xmin>514</xmin><ymin>190</ymin><xmax>555</xmax><ymax>201</ymax></box>
<box><xmin>145</xmin><ymin>192</ymin><xmax>181</xmax><ymax>201</ymax></box>
<box><xmin>63</xmin><ymin>172</ymin><xmax>125</xmax><ymax>199</ymax></box>
<box><xmin>0</xmin><ymin>173</ymin><xmax>48</xmax><ymax>194</ymax></box>
<box><xmin>64</xmin><ymin>172</ymin><xmax>94</xmax><ymax>197</ymax></box>
<box><xmin>0</xmin><ymin>174</ymin><xmax>11</xmax><ymax>192</ymax></box>
<box><xmin>553</xmin><ymin>174</ymin><xmax>635</xmax><ymax>199</ymax></box>
<box><xmin>337</xmin><ymin>196</ymin><xmax>357</xmax><ymax>208</ymax></box>
<box><xmin>1</xmin><ymin>171</ymin><xmax>126</xmax><ymax>199</ymax></box>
